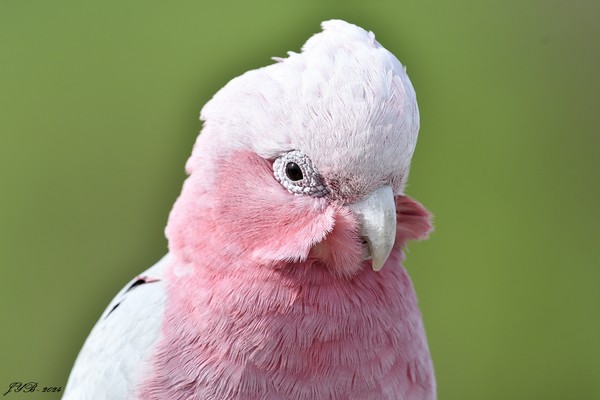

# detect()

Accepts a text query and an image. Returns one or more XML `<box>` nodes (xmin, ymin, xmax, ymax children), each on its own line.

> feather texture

<box><xmin>64</xmin><ymin>19</ymin><xmax>436</xmax><ymax>400</ymax></box>
<box><xmin>137</xmin><ymin>152</ymin><xmax>435</xmax><ymax>399</ymax></box>
<box><xmin>63</xmin><ymin>256</ymin><xmax>168</xmax><ymax>399</ymax></box>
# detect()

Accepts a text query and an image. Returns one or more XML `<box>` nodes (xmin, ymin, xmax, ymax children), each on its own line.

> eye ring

<box><xmin>273</xmin><ymin>150</ymin><xmax>328</xmax><ymax>197</ymax></box>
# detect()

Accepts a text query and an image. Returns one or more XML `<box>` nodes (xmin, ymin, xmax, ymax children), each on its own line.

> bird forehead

<box><xmin>200</xmin><ymin>61</ymin><xmax>418</xmax><ymax>161</ymax></box>
<box><xmin>300</xmin><ymin>131</ymin><xmax>412</xmax><ymax>199</ymax></box>
<box><xmin>193</xmin><ymin>20</ymin><xmax>419</xmax><ymax>194</ymax></box>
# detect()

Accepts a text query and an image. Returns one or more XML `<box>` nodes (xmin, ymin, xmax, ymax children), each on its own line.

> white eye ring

<box><xmin>273</xmin><ymin>150</ymin><xmax>329</xmax><ymax>197</ymax></box>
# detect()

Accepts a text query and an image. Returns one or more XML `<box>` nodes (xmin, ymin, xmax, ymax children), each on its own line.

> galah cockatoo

<box><xmin>64</xmin><ymin>19</ymin><xmax>436</xmax><ymax>400</ymax></box>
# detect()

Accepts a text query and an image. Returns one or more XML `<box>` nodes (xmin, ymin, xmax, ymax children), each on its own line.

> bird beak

<box><xmin>349</xmin><ymin>185</ymin><xmax>397</xmax><ymax>271</ymax></box>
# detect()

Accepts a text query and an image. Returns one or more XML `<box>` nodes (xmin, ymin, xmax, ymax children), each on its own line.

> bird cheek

<box><xmin>307</xmin><ymin>204</ymin><xmax>365</xmax><ymax>277</ymax></box>
<box><xmin>249</xmin><ymin>203</ymin><xmax>336</xmax><ymax>265</ymax></box>
<box><xmin>393</xmin><ymin>195</ymin><xmax>433</xmax><ymax>251</ymax></box>
<box><xmin>208</xmin><ymin>150</ymin><xmax>339</xmax><ymax>265</ymax></box>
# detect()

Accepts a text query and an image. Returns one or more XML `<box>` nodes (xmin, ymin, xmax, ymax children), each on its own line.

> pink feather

<box><xmin>138</xmin><ymin>151</ymin><xmax>435</xmax><ymax>399</ymax></box>
<box><xmin>62</xmin><ymin>19</ymin><xmax>436</xmax><ymax>400</ymax></box>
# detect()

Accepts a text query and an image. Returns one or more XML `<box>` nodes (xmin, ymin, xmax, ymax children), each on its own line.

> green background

<box><xmin>1</xmin><ymin>1</ymin><xmax>599</xmax><ymax>399</ymax></box>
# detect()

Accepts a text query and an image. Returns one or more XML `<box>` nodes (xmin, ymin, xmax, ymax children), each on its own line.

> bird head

<box><xmin>166</xmin><ymin>20</ymin><xmax>432</xmax><ymax>278</ymax></box>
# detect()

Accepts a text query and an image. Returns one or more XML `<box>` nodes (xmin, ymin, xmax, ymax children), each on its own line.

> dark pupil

<box><xmin>285</xmin><ymin>162</ymin><xmax>303</xmax><ymax>181</ymax></box>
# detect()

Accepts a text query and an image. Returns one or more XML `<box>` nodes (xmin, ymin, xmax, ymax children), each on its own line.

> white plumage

<box><xmin>63</xmin><ymin>255</ymin><xmax>168</xmax><ymax>399</ymax></box>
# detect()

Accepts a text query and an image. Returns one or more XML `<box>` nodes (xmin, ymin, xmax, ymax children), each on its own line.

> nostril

<box><xmin>360</xmin><ymin>237</ymin><xmax>372</xmax><ymax>260</ymax></box>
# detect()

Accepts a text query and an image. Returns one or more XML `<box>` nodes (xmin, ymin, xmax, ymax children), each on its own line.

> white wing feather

<box><xmin>62</xmin><ymin>254</ymin><xmax>169</xmax><ymax>399</ymax></box>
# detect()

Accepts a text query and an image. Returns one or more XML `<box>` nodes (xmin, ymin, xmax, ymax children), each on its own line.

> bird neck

<box><xmin>138</xmin><ymin>252</ymin><xmax>435</xmax><ymax>398</ymax></box>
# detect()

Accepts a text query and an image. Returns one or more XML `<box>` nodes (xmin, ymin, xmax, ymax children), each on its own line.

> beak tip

<box><xmin>370</xmin><ymin>256</ymin><xmax>388</xmax><ymax>272</ymax></box>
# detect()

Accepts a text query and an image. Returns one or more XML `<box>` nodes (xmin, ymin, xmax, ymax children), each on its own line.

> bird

<box><xmin>63</xmin><ymin>19</ymin><xmax>436</xmax><ymax>400</ymax></box>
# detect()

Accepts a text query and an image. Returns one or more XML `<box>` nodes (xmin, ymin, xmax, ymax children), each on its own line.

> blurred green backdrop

<box><xmin>1</xmin><ymin>1</ymin><xmax>599</xmax><ymax>399</ymax></box>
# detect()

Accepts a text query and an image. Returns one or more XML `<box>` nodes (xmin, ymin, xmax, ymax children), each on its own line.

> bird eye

<box><xmin>285</xmin><ymin>162</ymin><xmax>304</xmax><ymax>181</ymax></box>
<box><xmin>273</xmin><ymin>150</ymin><xmax>328</xmax><ymax>197</ymax></box>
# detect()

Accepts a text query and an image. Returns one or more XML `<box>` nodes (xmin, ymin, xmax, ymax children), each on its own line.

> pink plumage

<box><xmin>64</xmin><ymin>19</ymin><xmax>436</xmax><ymax>400</ymax></box>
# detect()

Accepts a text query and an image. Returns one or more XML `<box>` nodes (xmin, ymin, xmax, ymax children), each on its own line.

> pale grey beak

<box><xmin>349</xmin><ymin>185</ymin><xmax>397</xmax><ymax>271</ymax></box>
